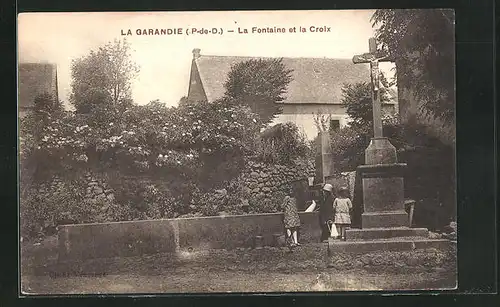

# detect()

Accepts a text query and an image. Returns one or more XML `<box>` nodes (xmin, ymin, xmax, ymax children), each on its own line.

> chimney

<box><xmin>192</xmin><ymin>48</ymin><xmax>201</xmax><ymax>59</ymax></box>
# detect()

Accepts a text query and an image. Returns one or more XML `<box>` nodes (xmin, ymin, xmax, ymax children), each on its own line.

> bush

<box><xmin>107</xmin><ymin>174</ymin><xmax>182</xmax><ymax>220</ymax></box>
<box><xmin>20</xmin><ymin>177</ymin><xmax>85</xmax><ymax>238</ymax></box>
<box><xmin>329</xmin><ymin>125</ymin><xmax>369</xmax><ymax>172</ymax></box>
<box><xmin>257</xmin><ymin>123</ymin><xmax>309</xmax><ymax>164</ymax></box>
<box><xmin>248</xmin><ymin>190</ymin><xmax>287</xmax><ymax>214</ymax></box>
<box><xmin>142</xmin><ymin>185</ymin><xmax>177</xmax><ymax>220</ymax></box>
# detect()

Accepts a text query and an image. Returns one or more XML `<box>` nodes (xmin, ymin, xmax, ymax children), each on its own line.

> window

<box><xmin>329</xmin><ymin>119</ymin><xmax>340</xmax><ymax>132</ymax></box>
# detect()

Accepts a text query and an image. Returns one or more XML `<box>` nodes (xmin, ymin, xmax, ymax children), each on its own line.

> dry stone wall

<box><xmin>35</xmin><ymin>159</ymin><xmax>316</xmax><ymax>226</ymax></box>
<box><xmin>83</xmin><ymin>173</ymin><xmax>116</xmax><ymax>204</ymax></box>
<box><xmin>239</xmin><ymin>159</ymin><xmax>315</xmax><ymax>209</ymax></box>
<box><xmin>37</xmin><ymin>172</ymin><xmax>115</xmax><ymax>208</ymax></box>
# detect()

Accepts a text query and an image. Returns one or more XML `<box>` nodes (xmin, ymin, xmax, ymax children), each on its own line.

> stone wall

<box><xmin>240</xmin><ymin>159</ymin><xmax>315</xmax><ymax>206</ymax></box>
<box><xmin>34</xmin><ymin>158</ymin><xmax>315</xmax><ymax>229</ymax></box>
<box><xmin>83</xmin><ymin>173</ymin><xmax>115</xmax><ymax>204</ymax></box>
<box><xmin>37</xmin><ymin>172</ymin><xmax>114</xmax><ymax>208</ymax></box>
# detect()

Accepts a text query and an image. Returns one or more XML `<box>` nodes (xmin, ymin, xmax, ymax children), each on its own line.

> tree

<box><xmin>340</xmin><ymin>80</ymin><xmax>390</xmax><ymax>131</ymax></box>
<box><xmin>371</xmin><ymin>9</ymin><xmax>455</xmax><ymax>121</ymax></box>
<box><xmin>313</xmin><ymin>111</ymin><xmax>332</xmax><ymax>133</ymax></box>
<box><xmin>223</xmin><ymin>58</ymin><xmax>293</xmax><ymax>125</ymax></box>
<box><xmin>70</xmin><ymin>39</ymin><xmax>140</xmax><ymax>114</ymax></box>
<box><xmin>33</xmin><ymin>92</ymin><xmax>64</xmax><ymax>119</ymax></box>
<box><xmin>20</xmin><ymin>93</ymin><xmax>67</xmax><ymax>184</ymax></box>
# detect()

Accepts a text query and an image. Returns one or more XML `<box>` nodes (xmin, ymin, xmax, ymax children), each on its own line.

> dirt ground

<box><xmin>20</xmin><ymin>236</ymin><xmax>457</xmax><ymax>294</ymax></box>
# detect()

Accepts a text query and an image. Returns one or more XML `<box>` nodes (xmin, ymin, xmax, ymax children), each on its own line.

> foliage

<box><xmin>178</xmin><ymin>96</ymin><xmax>189</xmax><ymax>107</ymax></box>
<box><xmin>21</xmin><ymin>97</ymin><xmax>260</xmax><ymax>185</ymax></box>
<box><xmin>340</xmin><ymin>81</ymin><xmax>390</xmax><ymax>131</ymax></box>
<box><xmin>371</xmin><ymin>9</ymin><xmax>455</xmax><ymax>121</ymax></box>
<box><xmin>70</xmin><ymin>39</ymin><xmax>139</xmax><ymax>114</ymax></box>
<box><xmin>313</xmin><ymin>111</ymin><xmax>331</xmax><ymax>133</ymax></box>
<box><xmin>257</xmin><ymin>123</ymin><xmax>309</xmax><ymax>165</ymax></box>
<box><xmin>20</xmin><ymin>94</ymin><xmax>68</xmax><ymax>184</ymax></box>
<box><xmin>329</xmin><ymin>125</ymin><xmax>369</xmax><ymax>172</ymax></box>
<box><xmin>33</xmin><ymin>92</ymin><xmax>65</xmax><ymax>118</ymax></box>
<box><xmin>20</xmin><ymin>178</ymin><xmax>82</xmax><ymax>238</ymax></box>
<box><xmin>248</xmin><ymin>190</ymin><xmax>287</xmax><ymax>214</ymax></box>
<box><xmin>224</xmin><ymin>58</ymin><xmax>293</xmax><ymax>125</ymax></box>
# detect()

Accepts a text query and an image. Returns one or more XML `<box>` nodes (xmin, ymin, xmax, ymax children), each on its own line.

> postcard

<box><xmin>18</xmin><ymin>9</ymin><xmax>457</xmax><ymax>294</ymax></box>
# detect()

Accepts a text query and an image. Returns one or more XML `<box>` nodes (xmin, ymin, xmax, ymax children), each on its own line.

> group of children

<box><xmin>282</xmin><ymin>183</ymin><xmax>352</xmax><ymax>248</ymax></box>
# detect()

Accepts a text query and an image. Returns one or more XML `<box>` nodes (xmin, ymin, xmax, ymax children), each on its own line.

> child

<box><xmin>282</xmin><ymin>186</ymin><xmax>301</xmax><ymax>247</ymax></box>
<box><xmin>319</xmin><ymin>183</ymin><xmax>334</xmax><ymax>242</ymax></box>
<box><xmin>332</xmin><ymin>187</ymin><xmax>352</xmax><ymax>240</ymax></box>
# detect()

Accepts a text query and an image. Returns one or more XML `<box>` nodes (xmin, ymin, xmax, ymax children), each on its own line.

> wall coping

<box><xmin>59</xmin><ymin>211</ymin><xmax>318</xmax><ymax>228</ymax></box>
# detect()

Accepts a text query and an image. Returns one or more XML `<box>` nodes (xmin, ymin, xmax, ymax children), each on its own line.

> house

<box><xmin>18</xmin><ymin>63</ymin><xmax>59</xmax><ymax>118</ymax></box>
<box><xmin>186</xmin><ymin>48</ymin><xmax>397</xmax><ymax>140</ymax></box>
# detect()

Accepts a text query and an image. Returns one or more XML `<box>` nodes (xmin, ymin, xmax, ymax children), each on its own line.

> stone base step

<box><xmin>328</xmin><ymin>237</ymin><xmax>451</xmax><ymax>255</ymax></box>
<box><xmin>362</xmin><ymin>210</ymin><xmax>409</xmax><ymax>228</ymax></box>
<box><xmin>346</xmin><ymin>227</ymin><xmax>428</xmax><ymax>240</ymax></box>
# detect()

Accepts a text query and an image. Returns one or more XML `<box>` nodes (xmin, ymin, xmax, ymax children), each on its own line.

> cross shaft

<box><xmin>352</xmin><ymin>37</ymin><xmax>392</xmax><ymax>138</ymax></box>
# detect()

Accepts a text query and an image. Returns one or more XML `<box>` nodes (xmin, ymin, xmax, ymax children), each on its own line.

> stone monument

<box><xmin>328</xmin><ymin>38</ymin><xmax>450</xmax><ymax>255</ymax></box>
<box><xmin>315</xmin><ymin>131</ymin><xmax>335</xmax><ymax>185</ymax></box>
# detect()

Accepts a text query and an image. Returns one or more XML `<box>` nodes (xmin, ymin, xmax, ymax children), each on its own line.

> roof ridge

<box><xmin>197</xmin><ymin>54</ymin><xmax>353</xmax><ymax>61</ymax></box>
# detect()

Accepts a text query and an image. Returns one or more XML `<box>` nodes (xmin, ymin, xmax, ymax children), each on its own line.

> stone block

<box><xmin>362</xmin><ymin>210</ymin><xmax>408</xmax><ymax>228</ymax></box>
<box><xmin>364</xmin><ymin>137</ymin><xmax>397</xmax><ymax>165</ymax></box>
<box><xmin>358</xmin><ymin>163</ymin><xmax>407</xmax><ymax>213</ymax></box>
<box><xmin>345</xmin><ymin>227</ymin><xmax>428</xmax><ymax>240</ymax></box>
<box><xmin>328</xmin><ymin>237</ymin><xmax>452</xmax><ymax>255</ymax></box>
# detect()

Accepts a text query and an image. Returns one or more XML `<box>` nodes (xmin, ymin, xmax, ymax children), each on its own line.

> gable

<box><xmin>187</xmin><ymin>59</ymin><xmax>208</xmax><ymax>104</ymax></box>
<box><xmin>194</xmin><ymin>55</ymin><xmax>372</xmax><ymax>104</ymax></box>
<box><xmin>18</xmin><ymin>63</ymin><xmax>58</xmax><ymax>110</ymax></box>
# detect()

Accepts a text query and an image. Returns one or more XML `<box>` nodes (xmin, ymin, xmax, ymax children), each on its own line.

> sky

<box><xmin>18</xmin><ymin>10</ymin><xmax>395</xmax><ymax>108</ymax></box>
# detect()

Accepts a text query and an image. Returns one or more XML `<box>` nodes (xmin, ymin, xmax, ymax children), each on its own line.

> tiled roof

<box><xmin>195</xmin><ymin>54</ymin><xmax>372</xmax><ymax>104</ymax></box>
<box><xmin>18</xmin><ymin>63</ymin><xmax>58</xmax><ymax>109</ymax></box>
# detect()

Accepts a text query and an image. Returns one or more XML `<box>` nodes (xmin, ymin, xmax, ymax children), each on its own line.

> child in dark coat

<box><xmin>319</xmin><ymin>184</ymin><xmax>334</xmax><ymax>242</ymax></box>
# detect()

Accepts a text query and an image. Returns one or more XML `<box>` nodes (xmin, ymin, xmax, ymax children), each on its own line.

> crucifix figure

<box><xmin>352</xmin><ymin>37</ymin><xmax>393</xmax><ymax>138</ymax></box>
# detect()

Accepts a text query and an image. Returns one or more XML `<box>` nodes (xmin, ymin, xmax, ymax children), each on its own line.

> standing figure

<box><xmin>282</xmin><ymin>186</ymin><xmax>301</xmax><ymax>247</ymax></box>
<box><xmin>319</xmin><ymin>184</ymin><xmax>334</xmax><ymax>242</ymax></box>
<box><xmin>332</xmin><ymin>186</ymin><xmax>353</xmax><ymax>240</ymax></box>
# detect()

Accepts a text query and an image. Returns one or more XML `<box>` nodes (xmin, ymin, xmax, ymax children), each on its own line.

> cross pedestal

<box><xmin>359</xmin><ymin>136</ymin><xmax>408</xmax><ymax>229</ymax></box>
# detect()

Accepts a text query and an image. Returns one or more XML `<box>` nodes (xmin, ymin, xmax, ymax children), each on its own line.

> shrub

<box><xmin>106</xmin><ymin>174</ymin><xmax>183</xmax><ymax>220</ymax></box>
<box><xmin>248</xmin><ymin>190</ymin><xmax>287</xmax><ymax>214</ymax></box>
<box><xmin>142</xmin><ymin>184</ymin><xmax>177</xmax><ymax>220</ymax></box>
<box><xmin>20</xmin><ymin>177</ymin><xmax>87</xmax><ymax>238</ymax></box>
<box><xmin>257</xmin><ymin>122</ymin><xmax>309</xmax><ymax>164</ymax></box>
<box><xmin>329</xmin><ymin>125</ymin><xmax>369</xmax><ymax>172</ymax></box>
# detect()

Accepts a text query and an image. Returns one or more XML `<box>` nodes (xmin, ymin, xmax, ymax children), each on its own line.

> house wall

<box><xmin>272</xmin><ymin>103</ymin><xmax>396</xmax><ymax>140</ymax></box>
<box><xmin>18</xmin><ymin>63</ymin><xmax>59</xmax><ymax>111</ymax></box>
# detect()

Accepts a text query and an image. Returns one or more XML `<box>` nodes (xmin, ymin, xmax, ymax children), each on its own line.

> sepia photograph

<box><xmin>18</xmin><ymin>9</ymin><xmax>457</xmax><ymax>294</ymax></box>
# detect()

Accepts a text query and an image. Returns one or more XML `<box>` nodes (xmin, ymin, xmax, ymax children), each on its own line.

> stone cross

<box><xmin>352</xmin><ymin>37</ymin><xmax>393</xmax><ymax>138</ymax></box>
